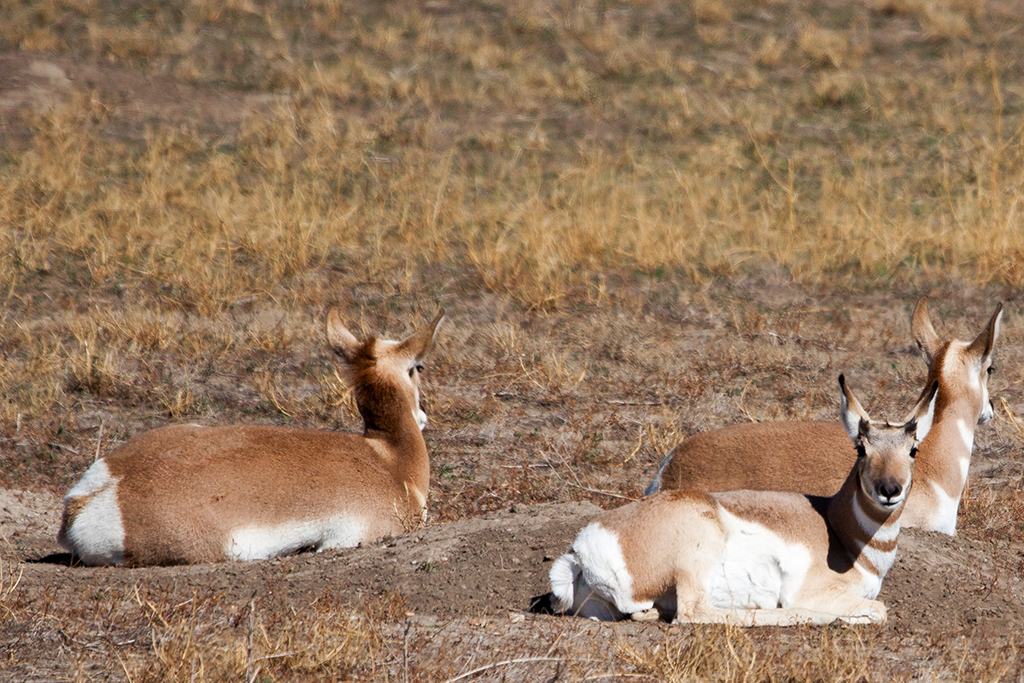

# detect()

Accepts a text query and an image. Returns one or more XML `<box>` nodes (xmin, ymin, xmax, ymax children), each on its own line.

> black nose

<box><xmin>877</xmin><ymin>479</ymin><xmax>902</xmax><ymax>501</ymax></box>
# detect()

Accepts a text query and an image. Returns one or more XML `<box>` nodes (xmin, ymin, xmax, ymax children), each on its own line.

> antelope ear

<box><xmin>906</xmin><ymin>380</ymin><xmax>939</xmax><ymax>443</ymax></box>
<box><xmin>326</xmin><ymin>309</ymin><xmax>362</xmax><ymax>362</ymax></box>
<box><xmin>911</xmin><ymin>298</ymin><xmax>942</xmax><ymax>363</ymax></box>
<box><xmin>839</xmin><ymin>375</ymin><xmax>871</xmax><ymax>442</ymax></box>
<box><xmin>399</xmin><ymin>310</ymin><xmax>446</xmax><ymax>361</ymax></box>
<box><xmin>966</xmin><ymin>303</ymin><xmax>1002</xmax><ymax>362</ymax></box>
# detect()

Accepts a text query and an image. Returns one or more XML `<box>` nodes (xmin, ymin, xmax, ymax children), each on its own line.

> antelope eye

<box><xmin>987</xmin><ymin>365</ymin><xmax>995</xmax><ymax>376</ymax></box>
<box><xmin>909</xmin><ymin>446</ymin><xmax>919</xmax><ymax>459</ymax></box>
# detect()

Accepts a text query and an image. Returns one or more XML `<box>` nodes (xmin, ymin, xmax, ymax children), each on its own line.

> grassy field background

<box><xmin>2</xmin><ymin>0</ymin><xmax>1024</xmax><ymax>680</ymax></box>
<box><xmin>4</xmin><ymin>0</ymin><xmax>1024</xmax><ymax>310</ymax></box>
<box><xmin>3</xmin><ymin>0</ymin><xmax>1024</xmax><ymax>452</ymax></box>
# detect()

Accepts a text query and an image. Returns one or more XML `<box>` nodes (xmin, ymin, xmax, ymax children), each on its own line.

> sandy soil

<box><xmin>2</xmin><ymin>485</ymin><xmax>1023</xmax><ymax>680</ymax></box>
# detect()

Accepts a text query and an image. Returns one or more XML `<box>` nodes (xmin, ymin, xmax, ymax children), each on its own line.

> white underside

<box><xmin>226</xmin><ymin>515</ymin><xmax>368</xmax><ymax>561</ymax></box>
<box><xmin>707</xmin><ymin>507</ymin><xmax>813</xmax><ymax>609</ymax></box>
<box><xmin>60</xmin><ymin>460</ymin><xmax>126</xmax><ymax>565</ymax></box>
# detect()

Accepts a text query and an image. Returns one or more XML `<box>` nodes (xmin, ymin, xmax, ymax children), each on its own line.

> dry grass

<box><xmin>1</xmin><ymin>581</ymin><xmax>410</xmax><ymax>682</ymax></box>
<box><xmin>959</xmin><ymin>482</ymin><xmax>1024</xmax><ymax>543</ymax></box>
<box><xmin>618</xmin><ymin>625</ymin><xmax>1015</xmax><ymax>682</ymax></box>
<box><xmin>4</xmin><ymin>581</ymin><xmax>1020</xmax><ymax>681</ymax></box>
<box><xmin>2</xmin><ymin>0</ymin><xmax>1024</xmax><ymax>321</ymax></box>
<box><xmin>621</xmin><ymin>625</ymin><xmax>861</xmax><ymax>681</ymax></box>
<box><xmin>124</xmin><ymin>591</ymin><xmax>409</xmax><ymax>682</ymax></box>
<box><xmin>0</xmin><ymin>558</ymin><xmax>23</xmax><ymax>624</ymax></box>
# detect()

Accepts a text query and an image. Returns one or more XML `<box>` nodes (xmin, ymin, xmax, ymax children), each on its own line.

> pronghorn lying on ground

<box><xmin>646</xmin><ymin>299</ymin><xmax>1002</xmax><ymax>536</ymax></box>
<box><xmin>58</xmin><ymin>309</ymin><xmax>445</xmax><ymax>566</ymax></box>
<box><xmin>550</xmin><ymin>376</ymin><xmax>938</xmax><ymax>626</ymax></box>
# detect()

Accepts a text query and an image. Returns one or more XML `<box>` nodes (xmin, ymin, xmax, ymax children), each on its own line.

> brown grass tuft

<box><xmin>797</xmin><ymin>23</ymin><xmax>851</xmax><ymax>68</ymax></box>
<box><xmin>620</xmin><ymin>625</ymin><xmax>873</xmax><ymax>682</ymax></box>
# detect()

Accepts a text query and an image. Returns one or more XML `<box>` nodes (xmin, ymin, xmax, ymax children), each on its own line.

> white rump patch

<box><xmin>60</xmin><ymin>459</ymin><xmax>126</xmax><ymax>565</ymax></box>
<box><xmin>66</xmin><ymin>458</ymin><xmax>115</xmax><ymax>499</ymax></box>
<box><xmin>227</xmin><ymin>515</ymin><xmax>367</xmax><ymax>561</ymax></box>
<box><xmin>708</xmin><ymin>508</ymin><xmax>812</xmax><ymax>610</ymax></box>
<box><xmin>549</xmin><ymin>552</ymin><xmax>580</xmax><ymax>612</ymax></box>
<box><xmin>569</xmin><ymin>523</ymin><xmax>654</xmax><ymax>616</ymax></box>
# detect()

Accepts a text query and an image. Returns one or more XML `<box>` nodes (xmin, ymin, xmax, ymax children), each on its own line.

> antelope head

<box><xmin>327</xmin><ymin>309</ymin><xmax>446</xmax><ymax>434</ymax></box>
<box><xmin>911</xmin><ymin>299</ymin><xmax>1002</xmax><ymax>426</ymax></box>
<box><xmin>839</xmin><ymin>375</ymin><xmax>938</xmax><ymax>511</ymax></box>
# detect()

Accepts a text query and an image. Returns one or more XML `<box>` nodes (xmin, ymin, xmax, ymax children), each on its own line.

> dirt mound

<box><xmin>3</xmin><ymin>490</ymin><xmax>1022</xmax><ymax>636</ymax></box>
<box><xmin>884</xmin><ymin>529</ymin><xmax>1024</xmax><ymax>635</ymax></box>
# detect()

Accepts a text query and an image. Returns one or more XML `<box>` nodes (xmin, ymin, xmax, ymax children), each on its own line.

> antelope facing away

<box><xmin>58</xmin><ymin>309</ymin><xmax>445</xmax><ymax>566</ymax></box>
<box><xmin>646</xmin><ymin>299</ymin><xmax>1002</xmax><ymax>536</ymax></box>
<box><xmin>550</xmin><ymin>375</ymin><xmax>937</xmax><ymax>626</ymax></box>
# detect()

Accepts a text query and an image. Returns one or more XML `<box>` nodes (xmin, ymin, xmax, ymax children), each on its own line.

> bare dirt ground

<box><xmin>4</xmin><ymin>489</ymin><xmax>1024</xmax><ymax>635</ymax></box>
<box><xmin>3</xmin><ymin>486</ymin><xmax>1024</xmax><ymax>680</ymax></box>
<box><xmin>3</xmin><ymin>45</ymin><xmax>1024</xmax><ymax>681</ymax></box>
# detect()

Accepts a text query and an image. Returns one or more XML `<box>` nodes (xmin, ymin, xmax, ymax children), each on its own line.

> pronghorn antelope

<box><xmin>550</xmin><ymin>375</ymin><xmax>938</xmax><ymax>626</ymax></box>
<box><xmin>58</xmin><ymin>309</ymin><xmax>445</xmax><ymax>566</ymax></box>
<box><xmin>646</xmin><ymin>299</ymin><xmax>1002</xmax><ymax>536</ymax></box>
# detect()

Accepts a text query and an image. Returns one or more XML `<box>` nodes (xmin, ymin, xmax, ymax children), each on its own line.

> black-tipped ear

<box><xmin>839</xmin><ymin>374</ymin><xmax>871</xmax><ymax>442</ymax></box>
<box><xmin>854</xmin><ymin>419</ymin><xmax>870</xmax><ymax>457</ymax></box>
